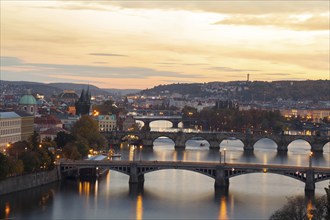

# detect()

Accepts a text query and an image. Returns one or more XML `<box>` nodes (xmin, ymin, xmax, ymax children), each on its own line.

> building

<box><xmin>57</xmin><ymin>114</ymin><xmax>80</xmax><ymax>130</ymax></box>
<box><xmin>19</xmin><ymin>90</ymin><xmax>38</xmax><ymax>116</ymax></box>
<box><xmin>58</xmin><ymin>90</ymin><xmax>79</xmax><ymax>105</ymax></box>
<box><xmin>96</xmin><ymin>114</ymin><xmax>117</xmax><ymax>132</ymax></box>
<box><xmin>15</xmin><ymin>111</ymin><xmax>34</xmax><ymax>141</ymax></box>
<box><xmin>40</xmin><ymin>127</ymin><xmax>68</xmax><ymax>141</ymax></box>
<box><xmin>34</xmin><ymin>115</ymin><xmax>63</xmax><ymax>132</ymax></box>
<box><xmin>0</xmin><ymin>112</ymin><xmax>21</xmax><ymax>152</ymax></box>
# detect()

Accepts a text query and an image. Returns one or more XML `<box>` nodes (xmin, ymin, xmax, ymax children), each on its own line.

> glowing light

<box><xmin>5</xmin><ymin>203</ymin><xmax>10</xmax><ymax>218</ymax></box>
<box><xmin>136</xmin><ymin>194</ymin><xmax>143</xmax><ymax>220</ymax></box>
<box><xmin>218</xmin><ymin>196</ymin><xmax>228</xmax><ymax>220</ymax></box>
<box><xmin>307</xmin><ymin>199</ymin><xmax>314</xmax><ymax>220</ymax></box>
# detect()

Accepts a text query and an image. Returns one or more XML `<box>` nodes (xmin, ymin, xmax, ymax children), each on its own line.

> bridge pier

<box><xmin>305</xmin><ymin>169</ymin><xmax>315</xmax><ymax>192</ymax></box>
<box><xmin>214</xmin><ymin>167</ymin><xmax>229</xmax><ymax>190</ymax></box>
<box><xmin>312</xmin><ymin>143</ymin><xmax>324</xmax><ymax>153</ymax></box>
<box><xmin>175</xmin><ymin>139</ymin><xmax>186</xmax><ymax>149</ymax></box>
<box><xmin>172</xmin><ymin>122</ymin><xmax>179</xmax><ymax>129</ymax></box>
<box><xmin>243</xmin><ymin>143</ymin><xmax>254</xmax><ymax>151</ymax></box>
<box><xmin>209</xmin><ymin>141</ymin><xmax>220</xmax><ymax>150</ymax></box>
<box><xmin>129</xmin><ymin>164</ymin><xmax>145</xmax><ymax>185</ymax></box>
<box><xmin>143</xmin><ymin>139</ymin><xmax>154</xmax><ymax>148</ymax></box>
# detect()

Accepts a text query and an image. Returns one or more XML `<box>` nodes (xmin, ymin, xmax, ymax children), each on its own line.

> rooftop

<box><xmin>0</xmin><ymin>112</ymin><xmax>21</xmax><ymax>119</ymax></box>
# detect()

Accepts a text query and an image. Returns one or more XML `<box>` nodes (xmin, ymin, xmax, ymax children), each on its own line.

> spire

<box><xmin>80</xmin><ymin>89</ymin><xmax>85</xmax><ymax>101</ymax></box>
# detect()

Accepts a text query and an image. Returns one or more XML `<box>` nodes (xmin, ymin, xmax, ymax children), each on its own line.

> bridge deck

<box><xmin>59</xmin><ymin>160</ymin><xmax>330</xmax><ymax>172</ymax></box>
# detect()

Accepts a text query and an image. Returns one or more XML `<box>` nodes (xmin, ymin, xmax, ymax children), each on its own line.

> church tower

<box><xmin>19</xmin><ymin>89</ymin><xmax>38</xmax><ymax>116</ymax></box>
<box><xmin>75</xmin><ymin>86</ymin><xmax>91</xmax><ymax>116</ymax></box>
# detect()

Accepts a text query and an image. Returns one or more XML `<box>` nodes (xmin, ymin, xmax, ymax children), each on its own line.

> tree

<box><xmin>325</xmin><ymin>183</ymin><xmax>330</xmax><ymax>219</ymax></box>
<box><xmin>0</xmin><ymin>153</ymin><xmax>10</xmax><ymax>180</ymax></box>
<box><xmin>270</xmin><ymin>184</ymin><xmax>330</xmax><ymax>220</ymax></box>
<box><xmin>20</xmin><ymin>151</ymin><xmax>40</xmax><ymax>172</ymax></box>
<box><xmin>29</xmin><ymin>131</ymin><xmax>40</xmax><ymax>151</ymax></box>
<box><xmin>63</xmin><ymin>142</ymin><xmax>81</xmax><ymax>160</ymax></box>
<box><xmin>54</xmin><ymin>131</ymin><xmax>75</xmax><ymax>149</ymax></box>
<box><xmin>72</xmin><ymin>115</ymin><xmax>107</xmax><ymax>151</ymax></box>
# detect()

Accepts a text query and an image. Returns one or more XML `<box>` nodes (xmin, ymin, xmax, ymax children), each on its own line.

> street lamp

<box><xmin>309</xmin><ymin>151</ymin><xmax>313</xmax><ymax>168</ymax></box>
<box><xmin>139</xmin><ymin>145</ymin><xmax>143</xmax><ymax>161</ymax></box>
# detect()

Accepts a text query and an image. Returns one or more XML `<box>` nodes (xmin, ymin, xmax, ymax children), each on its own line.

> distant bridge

<box><xmin>59</xmin><ymin>160</ymin><xmax>330</xmax><ymax>193</ymax></box>
<box><xmin>133</xmin><ymin>115</ymin><xmax>182</xmax><ymax>128</ymax></box>
<box><xmin>104</xmin><ymin>131</ymin><xmax>330</xmax><ymax>152</ymax></box>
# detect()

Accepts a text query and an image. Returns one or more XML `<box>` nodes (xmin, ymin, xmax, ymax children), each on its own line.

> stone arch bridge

<box><xmin>59</xmin><ymin>160</ymin><xmax>330</xmax><ymax>193</ymax></box>
<box><xmin>104</xmin><ymin>131</ymin><xmax>330</xmax><ymax>152</ymax></box>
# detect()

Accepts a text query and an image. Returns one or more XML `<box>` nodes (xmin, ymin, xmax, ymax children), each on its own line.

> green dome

<box><xmin>19</xmin><ymin>94</ymin><xmax>37</xmax><ymax>105</ymax></box>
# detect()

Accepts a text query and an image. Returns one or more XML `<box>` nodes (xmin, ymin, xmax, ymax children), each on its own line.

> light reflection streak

<box><xmin>218</xmin><ymin>196</ymin><xmax>228</xmax><ymax>220</ymax></box>
<box><xmin>173</xmin><ymin>150</ymin><xmax>177</xmax><ymax>161</ymax></box>
<box><xmin>106</xmin><ymin>172</ymin><xmax>111</xmax><ymax>197</ymax></box>
<box><xmin>95</xmin><ymin>179</ymin><xmax>99</xmax><ymax>199</ymax></box>
<box><xmin>5</xmin><ymin>202</ymin><xmax>10</xmax><ymax>218</ymax></box>
<box><xmin>136</xmin><ymin>194</ymin><xmax>143</xmax><ymax>220</ymax></box>
<box><xmin>307</xmin><ymin>199</ymin><xmax>314</xmax><ymax>220</ymax></box>
<box><xmin>196</xmin><ymin>151</ymin><xmax>201</xmax><ymax>162</ymax></box>
<box><xmin>263</xmin><ymin>153</ymin><xmax>268</xmax><ymax>165</ymax></box>
<box><xmin>79</xmin><ymin>181</ymin><xmax>82</xmax><ymax>196</ymax></box>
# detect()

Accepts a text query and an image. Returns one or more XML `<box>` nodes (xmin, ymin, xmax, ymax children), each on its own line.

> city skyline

<box><xmin>1</xmin><ymin>1</ymin><xmax>329</xmax><ymax>89</ymax></box>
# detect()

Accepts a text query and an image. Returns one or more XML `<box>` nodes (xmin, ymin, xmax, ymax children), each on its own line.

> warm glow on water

<box><xmin>218</xmin><ymin>196</ymin><xmax>228</xmax><ymax>220</ymax></box>
<box><xmin>5</xmin><ymin>203</ymin><xmax>10</xmax><ymax>218</ymax></box>
<box><xmin>307</xmin><ymin>199</ymin><xmax>314</xmax><ymax>220</ymax></box>
<box><xmin>0</xmin><ymin>137</ymin><xmax>329</xmax><ymax>220</ymax></box>
<box><xmin>136</xmin><ymin>194</ymin><xmax>143</xmax><ymax>220</ymax></box>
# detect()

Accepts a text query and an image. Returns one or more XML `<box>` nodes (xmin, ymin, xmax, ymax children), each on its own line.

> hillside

<box><xmin>140</xmin><ymin>80</ymin><xmax>330</xmax><ymax>101</ymax></box>
<box><xmin>0</xmin><ymin>81</ymin><xmax>109</xmax><ymax>97</ymax></box>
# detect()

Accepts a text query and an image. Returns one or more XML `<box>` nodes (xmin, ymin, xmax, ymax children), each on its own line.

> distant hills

<box><xmin>140</xmin><ymin>80</ymin><xmax>330</xmax><ymax>101</ymax></box>
<box><xmin>0</xmin><ymin>80</ymin><xmax>139</xmax><ymax>97</ymax></box>
<box><xmin>1</xmin><ymin>80</ymin><xmax>329</xmax><ymax>101</ymax></box>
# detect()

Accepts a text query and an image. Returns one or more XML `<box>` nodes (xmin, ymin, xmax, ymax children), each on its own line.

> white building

<box><xmin>97</xmin><ymin>114</ymin><xmax>117</xmax><ymax>132</ymax></box>
<box><xmin>0</xmin><ymin>112</ymin><xmax>22</xmax><ymax>153</ymax></box>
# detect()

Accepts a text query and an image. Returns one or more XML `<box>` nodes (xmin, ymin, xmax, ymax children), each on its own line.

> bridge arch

<box><xmin>253</xmin><ymin>138</ymin><xmax>278</xmax><ymax>151</ymax></box>
<box><xmin>323</xmin><ymin>142</ymin><xmax>330</xmax><ymax>153</ymax></box>
<box><xmin>226</xmin><ymin>169</ymin><xmax>307</xmax><ymax>183</ymax></box>
<box><xmin>137</xmin><ymin>166</ymin><xmax>216</xmax><ymax>179</ymax></box>
<box><xmin>288</xmin><ymin>139</ymin><xmax>312</xmax><ymax>152</ymax></box>
<box><xmin>153</xmin><ymin>136</ymin><xmax>175</xmax><ymax>148</ymax></box>
<box><xmin>150</xmin><ymin>120</ymin><xmax>174</xmax><ymax>129</ymax></box>
<box><xmin>219</xmin><ymin>138</ymin><xmax>244</xmax><ymax>150</ymax></box>
<box><xmin>185</xmin><ymin>136</ymin><xmax>210</xmax><ymax>149</ymax></box>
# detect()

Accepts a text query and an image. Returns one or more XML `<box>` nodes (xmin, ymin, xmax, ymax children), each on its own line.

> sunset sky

<box><xmin>1</xmin><ymin>1</ymin><xmax>329</xmax><ymax>89</ymax></box>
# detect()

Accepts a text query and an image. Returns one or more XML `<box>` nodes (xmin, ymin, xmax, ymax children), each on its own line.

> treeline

<box><xmin>55</xmin><ymin>115</ymin><xmax>108</xmax><ymax>160</ymax></box>
<box><xmin>182</xmin><ymin>106</ymin><xmax>284</xmax><ymax>132</ymax></box>
<box><xmin>240</xmin><ymin>80</ymin><xmax>330</xmax><ymax>101</ymax></box>
<box><xmin>0</xmin><ymin>132</ymin><xmax>55</xmax><ymax>180</ymax></box>
<box><xmin>0</xmin><ymin>115</ymin><xmax>108</xmax><ymax>180</ymax></box>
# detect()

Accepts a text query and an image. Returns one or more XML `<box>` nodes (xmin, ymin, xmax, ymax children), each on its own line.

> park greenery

<box><xmin>0</xmin><ymin>115</ymin><xmax>108</xmax><ymax>179</ymax></box>
<box><xmin>182</xmin><ymin>106</ymin><xmax>285</xmax><ymax>133</ymax></box>
<box><xmin>270</xmin><ymin>183</ymin><xmax>330</xmax><ymax>220</ymax></box>
<box><xmin>0</xmin><ymin>132</ymin><xmax>55</xmax><ymax>180</ymax></box>
<box><xmin>55</xmin><ymin>115</ymin><xmax>108</xmax><ymax>160</ymax></box>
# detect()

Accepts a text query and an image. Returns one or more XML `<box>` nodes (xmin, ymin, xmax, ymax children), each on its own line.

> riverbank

<box><xmin>0</xmin><ymin>168</ymin><xmax>60</xmax><ymax>195</ymax></box>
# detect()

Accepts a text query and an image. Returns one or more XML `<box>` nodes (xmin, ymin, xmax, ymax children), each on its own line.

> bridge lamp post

<box><xmin>309</xmin><ymin>151</ymin><xmax>313</xmax><ymax>168</ymax></box>
<box><xmin>139</xmin><ymin>145</ymin><xmax>142</xmax><ymax>161</ymax></box>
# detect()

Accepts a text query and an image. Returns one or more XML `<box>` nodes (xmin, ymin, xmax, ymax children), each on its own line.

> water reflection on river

<box><xmin>1</xmin><ymin>124</ymin><xmax>329</xmax><ymax>219</ymax></box>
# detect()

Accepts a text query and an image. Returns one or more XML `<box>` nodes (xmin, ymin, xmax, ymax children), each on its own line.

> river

<box><xmin>1</xmin><ymin>121</ymin><xmax>329</xmax><ymax>219</ymax></box>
